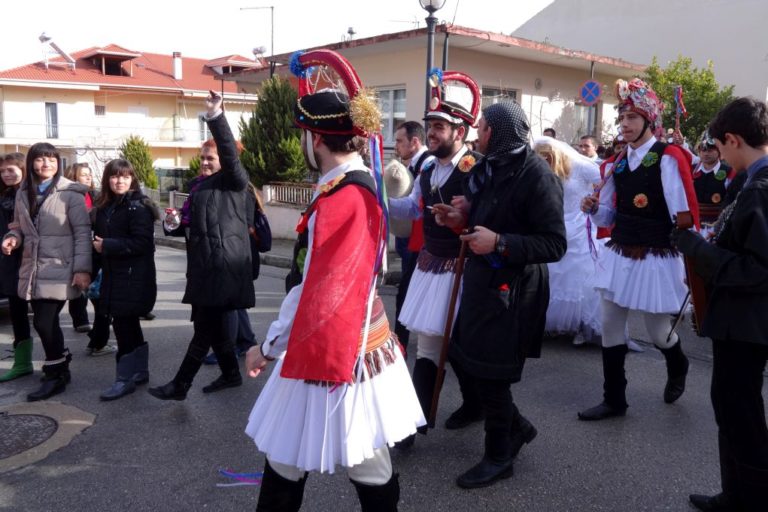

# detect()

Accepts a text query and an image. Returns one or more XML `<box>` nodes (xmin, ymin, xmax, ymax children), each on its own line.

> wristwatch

<box><xmin>495</xmin><ymin>233</ymin><xmax>507</xmax><ymax>256</ymax></box>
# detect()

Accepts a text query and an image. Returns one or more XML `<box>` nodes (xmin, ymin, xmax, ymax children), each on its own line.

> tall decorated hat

<box><xmin>614</xmin><ymin>77</ymin><xmax>664</xmax><ymax>129</ymax></box>
<box><xmin>289</xmin><ymin>49</ymin><xmax>380</xmax><ymax>137</ymax></box>
<box><xmin>424</xmin><ymin>67</ymin><xmax>480</xmax><ymax>127</ymax></box>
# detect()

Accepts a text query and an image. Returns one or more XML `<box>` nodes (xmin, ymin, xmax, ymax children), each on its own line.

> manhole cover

<box><xmin>0</xmin><ymin>413</ymin><xmax>58</xmax><ymax>459</ymax></box>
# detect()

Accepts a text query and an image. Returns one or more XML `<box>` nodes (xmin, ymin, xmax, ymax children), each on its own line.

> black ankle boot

<box><xmin>202</xmin><ymin>373</ymin><xmax>242</xmax><ymax>393</ymax></box>
<box><xmin>148</xmin><ymin>379</ymin><xmax>190</xmax><ymax>401</ymax></box>
<box><xmin>578</xmin><ymin>345</ymin><xmax>628</xmax><ymax>421</ymax></box>
<box><xmin>256</xmin><ymin>461</ymin><xmax>307</xmax><ymax>512</ymax></box>
<box><xmin>457</xmin><ymin>430</ymin><xmax>514</xmax><ymax>489</ymax></box>
<box><xmin>28</xmin><ymin>361</ymin><xmax>70</xmax><ymax>402</ymax></box>
<box><xmin>446</xmin><ymin>360</ymin><xmax>483</xmax><ymax>430</ymax></box>
<box><xmin>351</xmin><ymin>473</ymin><xmax>400</xmax><ymax>512</ymax></box>
<box><xmin>688</xmin><ymin>493</ymin><xmax>734</xmax><ymax>511</ymax></box>
<box><xmin>509</xmin><ymin>413</ymin><xmax>537</xmax><ymax>459</ymax></box>
<box><xmin>659</xmin><ymin>341</ymin><xmax>689</xmax><ymax>403</ymax></box>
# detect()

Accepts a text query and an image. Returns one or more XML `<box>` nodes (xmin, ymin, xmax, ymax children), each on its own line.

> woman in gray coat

<box><xmin>1</xmin><ymin>143</ymin><xmax>92</xmax><ymax>401</ymax></box>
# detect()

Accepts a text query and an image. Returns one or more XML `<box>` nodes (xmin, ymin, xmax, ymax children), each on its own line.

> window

<box><xmin>45</xmin><ymin>102</ymin><xmax>58</xmax><ymax>139</ymax></box>
<box><xmin>481</xmin><ymin>86</ymin><xmax>519</xmax><ymax>109</ymax></box>
<box><xmin>0</xmin><ymin>107</ymin><xmax>4</xmax><ymax>138</ymax></box>
<box><xmin>376</xmin><ymin>88</ymin><xmax>406</xmax><ymax>145</ymax></box>
<box><xmin>198</xmin><ymin>114</ymin><xmax>210</xmax><ymax>141</ymax></box>
<box><xmin>573</xmin><ymin>103</ymin><xmax>601</xmax><ymax>138</ymax></box>
<box><xmin>94</xmin><ymin>105</ymin><xmax>106</xmax><ymax>116</ymax></box>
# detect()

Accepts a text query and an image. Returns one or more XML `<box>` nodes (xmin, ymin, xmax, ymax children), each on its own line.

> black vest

<box><xmin>693</xmin><ymin>164</ymin><xmax>730</xmax><ymax>205</ymax></box>
<box><xmin>419</xmin><ymin>153</ymin><xmax>478</xmax><ymax>258</ymax></box>
<box><xmin>610</xmin><ymin>141</ymin><xmax>674</xmax><ymax>250</ymax></box>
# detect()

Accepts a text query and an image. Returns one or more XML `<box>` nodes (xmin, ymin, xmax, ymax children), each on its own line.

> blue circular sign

<box><xmin>580</xmin><ymin>80</ymin><xmax>602</xmax><ymax>106</ymax></box>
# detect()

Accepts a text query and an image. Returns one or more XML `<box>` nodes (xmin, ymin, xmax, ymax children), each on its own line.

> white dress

<box><xmin>245</xmin><ymin>160</ymin><xmax>425</xmax><ymax>474</ymax></box>
<box><xmin>545</xmin><ymin>157</ymin><xmax>603</xmax><ymax>337</ymax></box>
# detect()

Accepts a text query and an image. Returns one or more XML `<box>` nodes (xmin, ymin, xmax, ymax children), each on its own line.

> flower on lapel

<box><xmin>318</xmin><ymin>174</ymin><xmax>345</xmax><ymax>194</ymax></box>
<box><xmin>715</xmin><ymin>169</ymin><xmax>727</xmax><ymax>181</ymax></box>
<box><xmin>711</xmin><ymin>193</ymin><xmax>722</xmax><ymax>204</ymax></box>
<box><xmin>458</xmin><ymin>155</ymin><xmax>476</xmax><ymax>173</ymax></box>
<box><xmin>641</xmin><ymin>152</ymin><xmax>659</xmax><ymax>167</ymax></box>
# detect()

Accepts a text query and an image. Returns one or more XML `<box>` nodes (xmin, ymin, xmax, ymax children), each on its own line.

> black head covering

<box><xmin>483</xmin><ymin>100</ymin><xmax>530</xmax><ymax>158</ymax></box>
<box><xmin>294</xmin><ymin>90</ymin><xmax>355</xmax><ymax>135</ymax></box>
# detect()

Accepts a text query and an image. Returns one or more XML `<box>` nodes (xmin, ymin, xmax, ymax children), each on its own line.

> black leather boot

<box><xmin>578</xmin><ymin>344</ymin><xmax>628</xmax><ymax>421</ymax></box>
<box><xmin>659</xmin><ymin>340</ymin><xmax>689</xmax><ymax>403</ymax></box>
<box><xmin>256</xmin><ymin>460</ymin><xmax>307</xmax><ymax>512</ymax></box>
<box><xmin>27</xmin><ymin>361</ymin><xmax>70</xmax><ymax>402</ymax></box>
<box><xmin>456</xmin><ymin>429</ymin><xmax>514</xmax><ymax>489</ymax></box>
<box><xmin>351</xmin><ymin>473</ymin><xmax>400</xmax><ymax>512</ymax></box>
<box><xmin>202</xmin><ymin>345</ymin><xmax>242</xmax><ymax>393</ymax></box>
<box><xmin>688</xmin><ymin>493</ymin><xmax>735</xmax><ymax>511</ymax></box>
<box><xmin>147</xmin><ymin>379</ymin><xmax>191</xmax><ymax>401</ymax></box>
<box><xmin>509</xmin><ymin>406</ymin><xmax>537</xmax><ymax>459</ymax></box>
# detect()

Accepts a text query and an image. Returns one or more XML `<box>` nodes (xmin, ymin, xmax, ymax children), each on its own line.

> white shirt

<box><xmin>389</xmin><ymin>146</ymin><xmax>466</xmax><ymax>220</ymax></box>
<box><xmin>592</xmin><ymin>136</ymin><xmax>689</xmax><ymax>227</ymax></box>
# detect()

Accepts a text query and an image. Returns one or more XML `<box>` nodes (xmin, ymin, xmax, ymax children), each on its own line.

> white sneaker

<box><xmin>627</xmin><ymin>339</ymin><xmax>645</xmax><ymax>353</ymax></box>
<box><xmin>89</xmin><ymin>345</ymin><xmax>117</xmax><ymax>357</ymax></box>
<box><xmin>75</xmin><ymin>323</ymin><xmax>92</xmax><ymax>333</ymax></box>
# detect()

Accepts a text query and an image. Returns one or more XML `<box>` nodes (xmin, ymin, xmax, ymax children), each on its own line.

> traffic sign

<box><xmin>580</xmin><ymin>80</ymin><xmax>602</xmax><ymax>106</ymax></box>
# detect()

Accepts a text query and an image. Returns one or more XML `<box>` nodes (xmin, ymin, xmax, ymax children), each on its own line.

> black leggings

<box><xmin>30</xmin><ymin>299</ymin><xmax>66</xmax><ymax>364</ymax></box>
<box><xmin>7</xmin><ymin>295</ymin><xmax>31</xmax><ymax>346</ymax></box>
<box><xmin>112</xmin><ymin>316</ymin><xmax>145</xmax><ymax>360</ymax></box>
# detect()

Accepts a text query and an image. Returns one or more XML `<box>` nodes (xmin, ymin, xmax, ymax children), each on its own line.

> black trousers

<box><xmin>711</xmin><ymin>339</ymin><xmax>768</xmax><ymax>510</ymax></box>
<box><xmin>87</xmin><ymin>298</ymin><xmax>111</xmax><ymax>350</ymax></box>
<box><xmin>30</xmin><ymin>299</ymin><xmax>66</xmax><ymax>367</ymax></box>
<box><xmin>176</xmin><ymin>306</ymin><xmax>238</xmax><ymax>383</ymax></box>
<box><xmin>7</xmin><ymin>295</ymin><xmax>31</xmax><ymax>345</ymax></box>
<box><xmin>112</xmin><ymin>316</ymin><xmax>145</xmax><ymax>360</ymax></box>
<box><xmin>453</xmin><ymin>360</ymin><xmax>515</xmax><ymax>461</ymax></box>
<box><xmin>68</xmin><ymin>294</ymin><xmax>90</xmax><ymax>328</ymax></box>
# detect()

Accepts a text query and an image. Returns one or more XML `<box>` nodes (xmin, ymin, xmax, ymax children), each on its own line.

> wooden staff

<box><xmin>429</xmin><ymin>240</ymin><xmax>468</xmax><ymax>426</ymax></box>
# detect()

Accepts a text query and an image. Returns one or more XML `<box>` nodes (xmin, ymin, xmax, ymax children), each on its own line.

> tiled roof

<box><xmin>0</xmin><ymin>45</ymin><xmax>265</xmax><ymax>93</ymax></box>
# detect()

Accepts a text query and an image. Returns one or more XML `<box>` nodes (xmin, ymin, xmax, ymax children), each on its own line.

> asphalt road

<box><xmin>0</xmin><ymin>246</ymin><xmax>762</xmax><ymax>512</ymax></box>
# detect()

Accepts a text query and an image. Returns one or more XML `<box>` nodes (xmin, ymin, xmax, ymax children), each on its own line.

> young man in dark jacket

<box><xmin>434</xmin><ymin>100</ymin><xmax>566</xmax><ymax>488</ymax></box>
<box><xmin>674</xmin><ymin>97</ymin><xmax>768</xmax><ymax>512</ymax></box>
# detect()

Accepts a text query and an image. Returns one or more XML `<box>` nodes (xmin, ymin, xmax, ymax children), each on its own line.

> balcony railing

<box><xmin>263</xmin><ymin>182</ymin><xmax>314</xmax><ymax>208</ymax></box>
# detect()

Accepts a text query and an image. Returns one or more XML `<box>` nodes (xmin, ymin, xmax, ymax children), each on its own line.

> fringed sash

<box><xmin>605</xmin><ymin>240</ymin><xmax>679</xmax><ymax>260</ymax></box>
<box><xmin>416</xmin><ymin>249</ymin><xmax>459</xmax><ymax>275</ymax></box>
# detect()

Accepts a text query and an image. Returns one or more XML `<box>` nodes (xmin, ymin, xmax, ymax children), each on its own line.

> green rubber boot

<box><xmin>0</xmin><ymin>338</ymin><xmax>34</xmax><ymax>382</ymax></box>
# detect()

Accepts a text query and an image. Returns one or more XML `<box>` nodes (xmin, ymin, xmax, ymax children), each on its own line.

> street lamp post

<box><xmin>419</xmin><ymin>0</ymin><xmax>446</xmax><ymax>117</ymax></box>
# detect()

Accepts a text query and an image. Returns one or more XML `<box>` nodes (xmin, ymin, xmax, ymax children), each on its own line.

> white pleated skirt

<box><xmin>399</xmin><ymin>268</ymin><xmax>460</xmax><ymax>336</ymax></box>
<box><xmin>245</xmin><ymin>340</ymin><xmax>425</xmax><ymax>474</ymax></box>
<box><xmin>593</xmin><ymin>248</ymin><xmax>688</xmax><ymax>314</ymax></box>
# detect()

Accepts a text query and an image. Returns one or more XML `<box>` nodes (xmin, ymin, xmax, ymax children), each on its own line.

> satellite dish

<box><xmin>39</xmin><ymin>32</ymin><xmax>52</xmax><ymax>43</ymax></box>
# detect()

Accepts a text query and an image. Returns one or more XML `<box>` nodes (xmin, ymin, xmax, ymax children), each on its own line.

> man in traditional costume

<box><xmin>578</xmin><ymin>78</ymin><xmax>699</xmax><ymax>421</ymax></box>
<box><xmin>690</xmin><ymin>132</ymin><xmax>736</xmax><ymax>239</ymax></box>
<box><xmin>674</xmin><ymin>97</ymin><xmax>768</xmax><ymax>512</ymax></box>
<box><xmin>388</xmin><ymin>69</ymin><xmax>483</xmax><ymax>448</ymax></box>
<box><xmin>433</xmin><ymin>100</ymin><xmax>566</xmax><ymax>488</ymax></box>
<box><xmin>244</xmin><ymin>49</ymin><xmax>424</xmax><ymax>511</ymax></box>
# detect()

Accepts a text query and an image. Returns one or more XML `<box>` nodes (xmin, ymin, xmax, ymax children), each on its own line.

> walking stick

<box><xmin>429</xmin><ymin>240</ymin><xmax>468</xmax><ymax>426</ymax></box>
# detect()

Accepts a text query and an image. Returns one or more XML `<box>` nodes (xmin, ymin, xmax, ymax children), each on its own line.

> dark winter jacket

<box><xmin>0</xmin><ymin>189</ymin><xmax>21</xmax><ymax>297</ymax></box>
<box><xmin>450</xmin><ymin>147</ymin><xmax>566</xmax><ymax>381</ymax></box>
<box><xmin>678</xmin><ymin>165</ymin><xmax>768</xmax><ymax>346</ymax></box>
<box><xmin>181</xmin><ymin>113</ymin><xmax>255</xmax><ymax>309</ymax></box>
<box><xmin>93</xmin><ymin>190</ymin><xmax>157</xmax><ymax>317</ymax></box>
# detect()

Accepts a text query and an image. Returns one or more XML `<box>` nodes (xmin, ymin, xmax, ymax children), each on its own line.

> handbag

<box><xmin>252</xmin><ymin>208</ymin><xmax>272</xmax><ymax>253</ymax></box>
<box><xmin>87</xmin><ymin>269</ymin><xmax>102</xmax><ymax>300</ymax></box>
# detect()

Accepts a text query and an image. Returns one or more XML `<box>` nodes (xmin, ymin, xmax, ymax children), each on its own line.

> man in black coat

<box><xmin>434</xmin><ymin>100</ymin><xmax>566</xmax><ymax>488</ymax></box>
<box><xmin>674</xmin><ymin>97</ymin><xmax>768</xmax><ymax>512</ymax></box>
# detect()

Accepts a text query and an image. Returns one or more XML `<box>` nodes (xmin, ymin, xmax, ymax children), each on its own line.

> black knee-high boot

<box><xmin>509</xmin><ymin>403</ymin><xmax>537</xmax><ymax>459</ymax></box>
<box><xmin>351</xmin><ymin>473</ymin><xmax>400</xmax><ymax>512</ymax></box>
<box><xmin>202</xmin><ymin>343</ymin><xmax>242</xmax><ymax>393</ymax></box>
<box><xmin>147</xmin><ymin>339</ymin><xmax>205</xmax><ymax>401</ymax></box>
<box><xmin>412</xmin><ymin>358</ymin><xmax>438</xmax><ymax>431</ymax></box>
<box><xmin>578</xmin><ymin>344</ymin><xmax>628</xmax><ymax>421</ymax></box>
<box><xmin>659</xmin><ymin>340</ymin><xmax>689</xmax><ymax>403</ymax></box>
<box><xmin>256</xmin><ymin>460</ymin><xmax>307</xmax><ymax>512</ymax></box>
<box><xmin>445</xmin><ymin>359</ymin><xmax>484</xmax><ymax>430</ymax></box>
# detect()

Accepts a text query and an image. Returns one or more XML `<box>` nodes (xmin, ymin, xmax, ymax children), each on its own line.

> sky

<box><xmin>0</xmin><ymin>0</ymin><xmax>553</xmax><ymax>71</ymax></box>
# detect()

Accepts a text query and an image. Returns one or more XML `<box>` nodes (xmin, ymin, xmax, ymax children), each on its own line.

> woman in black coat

<box><xmin>92</xmin><ymin>159</ymin><xmax>157</xmax><ymax>401</ymax></box>
<box><xmin>149</xmin><ymin>92</ymin><xmax>254</xmax><ymax>401</ymax></box>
